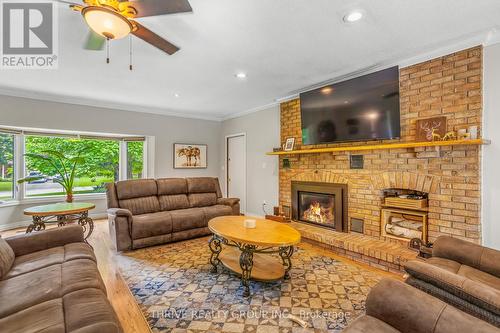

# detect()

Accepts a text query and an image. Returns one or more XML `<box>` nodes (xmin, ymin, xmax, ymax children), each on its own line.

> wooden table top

<box><xmin>24</xmin><ymin>202</ymin><xmax>96</xmax><ymax>216</ymax></box>
<box><xmin>208</xmin><ymin>216</ymin><xmax>301</xmax><ymax>247</ymax></box>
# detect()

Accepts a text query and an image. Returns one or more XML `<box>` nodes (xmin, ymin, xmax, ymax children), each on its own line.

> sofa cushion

<box><xmin>157</xmin><ymin>178</ymin><xmax>188</xmax><ymax>195</ymax></box>
<box><xmin>186</xmin><ymin>177</ymin><xmax>216</xmax><ymax>193</ymax></box>
<box><xmin>63</xmin><ymin>288</ymin><xmax>122</xmax><ymax>333</ymax></box>
<box><xmin>159</xmin><ymin>194</ymin><xmax>190</xmax><ymax>211</ymax></box>
<box><xmin>132</xmin><ymin>211</ymin><xmax>173</xmax><ymax>239</ymax></box>
<box><xmin>203</xmin><ymin>205</ymin><xmax>233</xmax><ymax>222</ymax></box>
<box><xmin>343</xmin><ymin>315</ymin><xmax>400</xmax><ymax>333</ymax></box>
<box><xmin>115</xmin><ymin>179</ymin><xmax>157</xmax><ymax>200</ymax></box>
<box><xmin>0</xmin><ymin>236</ymin><xmax>14</xmax><ymax>279</ymax></box>
<box><xmin>0</xmin><ymin>298</ymin><xmax>65</xmax><ymax>333</ymax></box>
<box><xmin>426</xmin><ymin>257</ymin><xmax>462</xmax><ymax>273</ymax></box>
<box><xmin>188</xmin><ymin>193</ymin><xmax>217</xmax><ymax>208</ymax></box>
<box><xmin>6</xmin><ymin>243</ymin><xmax>96</xmax><ymax>279</ymax></box>
<box><xmin>118</xmin><ymin>196</ymin><xmax>160</xmax><ymax>215</ymax></box>
<box><xmin>170</xmin><ymin>208</ymin><xmax>206</xmax><ymax>232</ymax></box>
<box><xmin>0</xmin><ymin>258</ymin><xmax>106</xmax><ymax>318</ymax></box>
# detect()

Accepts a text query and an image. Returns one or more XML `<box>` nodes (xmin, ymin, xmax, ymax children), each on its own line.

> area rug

<box><xmin>116</xmin><ymin>237</ymin><xmax>384</xmax><ymax>333</ymax></box>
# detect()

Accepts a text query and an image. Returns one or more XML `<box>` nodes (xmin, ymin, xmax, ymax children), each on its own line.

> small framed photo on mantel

<box><xmin>173</xmin><ymin>143</ymin><xmax>207</xmax><ymax>169</ymax></box>
<box><xmin>284</xmin><ymin>137</ymin><xmax>295</xmax><ymax>151</ymax></box>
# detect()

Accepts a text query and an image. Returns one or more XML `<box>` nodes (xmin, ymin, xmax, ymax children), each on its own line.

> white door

<box><xmin>227</xmin><ymin>134</ymin><xmax>246</xmax><ymax>214</ymax></box>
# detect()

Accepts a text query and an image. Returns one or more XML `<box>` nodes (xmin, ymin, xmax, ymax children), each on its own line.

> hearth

<box><xmin>291</xmin><ymin>181</ymin><xmax>347</xmax><ymax>232</ymax></box>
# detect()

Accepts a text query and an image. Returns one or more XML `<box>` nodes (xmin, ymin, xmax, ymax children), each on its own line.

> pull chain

<box><xmin>106</xmin><ymin>38</ymin><xmax>110</xmax><ymax>64</ymax></box>
<box><xmin>129</xmin><ymin>35</ymin><xmax>133</xmax><ymax>71</ymax></box>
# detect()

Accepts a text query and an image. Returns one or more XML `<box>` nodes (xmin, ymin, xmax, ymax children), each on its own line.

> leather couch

<box><xmin>106</xmin><ymin>177</ymin><xmax>240</xmax><ymax>251</ymax></box>
<box><xmin>404</xmin><ymin>236</ymin><xmax>500</xmax><ymax>327</ymax></box>
<box><xmin>0</xmin><ymin>225</ymin><xmax>122</xmax><ymax>333</ymax></box>
<box><xmin>344</xmin><ymin>278</ymin><xmax>498</xmax><ymax>333</ymax></box>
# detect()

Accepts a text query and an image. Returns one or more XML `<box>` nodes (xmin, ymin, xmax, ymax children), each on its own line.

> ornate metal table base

<box><xmin>208</xmin><ymin>235</ymin><xmax>295</xmax><ymax>297</ymax></box>
<box><xmin>26</xmin><ymin>211</ymin><xmax>94</xmax><ymax>242</ymax></box>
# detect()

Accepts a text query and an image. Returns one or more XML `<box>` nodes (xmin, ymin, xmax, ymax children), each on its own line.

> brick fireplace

<box><xmin>279</xmin><ymin>46</ymin><xmax>483</xmax><ymax>245</ymax></box>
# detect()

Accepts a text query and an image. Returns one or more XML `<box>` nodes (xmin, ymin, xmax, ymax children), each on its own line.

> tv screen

<box><xmin>300</xmin><ymin>66</ymin><xmax>400</xmax><ymax>145</ymax></box>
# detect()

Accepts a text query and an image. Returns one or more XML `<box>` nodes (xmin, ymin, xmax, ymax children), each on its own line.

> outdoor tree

<box><xmin>0</xmin><ymin>134</ymin><xmax>14</xmax><ymax>180</ymax></box>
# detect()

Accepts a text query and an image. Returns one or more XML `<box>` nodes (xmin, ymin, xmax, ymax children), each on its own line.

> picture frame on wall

<box><xmin>173</xmin><ymin>143</ymin><xmax>207</xmax><ymax>169</ymax></box>
<box><xmin>284</xmin><ymin>137</ymin><xmax>295</xmax><ymax>151</ymax></box>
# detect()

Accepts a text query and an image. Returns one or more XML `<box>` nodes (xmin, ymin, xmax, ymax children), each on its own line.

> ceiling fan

<box><xmin>57</xmin><ymin>0</ymin><xmax>192</xmax><ymax>55</ymax></box>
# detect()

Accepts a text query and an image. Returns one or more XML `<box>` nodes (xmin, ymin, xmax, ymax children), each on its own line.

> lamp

<box><xmin>82</xmin><ymin>6</ymin><xmax>133</xmax><ymax>40</ymax></box>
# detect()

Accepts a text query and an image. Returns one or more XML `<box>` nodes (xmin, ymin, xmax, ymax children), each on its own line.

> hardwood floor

<box><xmin>2</xmin><ymin>219</ymin><xmax>401</xmax><ymax>333</ymax></box>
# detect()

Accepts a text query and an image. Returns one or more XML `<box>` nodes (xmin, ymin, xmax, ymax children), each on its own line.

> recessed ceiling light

<box><xmin>235</xmin><ymin>72</ymin><xmax>247</xmax><ymax>79</ymax></box>
<box><xmin>174</xmin><ymin>93</ymin><xmax>180</xmax><ymax>98</ymax></box>
<box><xmin>343</xmin><ymin>11</ymin><xmax>363</xmax><ymax>23</ymax></box>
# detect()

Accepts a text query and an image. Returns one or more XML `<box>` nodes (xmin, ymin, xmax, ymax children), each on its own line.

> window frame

<box><xmin>0</xmin><ymin>130</ymin><xmax>149</xmax><ymax>207</ymax></box>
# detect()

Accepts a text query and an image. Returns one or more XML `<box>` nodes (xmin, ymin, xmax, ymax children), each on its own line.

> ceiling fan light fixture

<box><xmin>82</xmin><ymin>6</ymin><xmax>133</xmax><ymax>40</ymax></box>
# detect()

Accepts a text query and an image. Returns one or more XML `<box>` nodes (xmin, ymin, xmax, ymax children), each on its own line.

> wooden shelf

<box><xmin>266</xmin><ymin>139</ymin><xmax>490</xmax><ymax>156</ymax></box>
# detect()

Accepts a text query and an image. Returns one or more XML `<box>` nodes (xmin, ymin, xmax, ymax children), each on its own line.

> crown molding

<box><xmin>0</xmin><ymin>86</ymin><xmax>223</xmax><ymax>122</ymax></box>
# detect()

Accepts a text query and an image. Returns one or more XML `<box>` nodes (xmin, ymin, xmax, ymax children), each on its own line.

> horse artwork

<box><xmin>173</xmin><ymin>144</ymin><xmax>207</xmax><ymax>168</ymax></box>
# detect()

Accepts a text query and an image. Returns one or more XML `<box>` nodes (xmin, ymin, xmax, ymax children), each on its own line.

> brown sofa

<box><xmin>106</xmin><ymin>177</ymin><xmax>240</xmax><ymax>251</ymax></box>
<box><xmin>0</xmin><ymin>225</ymin><xmax>122</xmax><ymax>333</ymax></box>
<box><xmin>404</xmin><ymin>236</ymin><xmax>500</xmax><ymax>327</ymax></box>
<box><xmin>344</xmin><ymin>278</ymin><xmax>498</xmax><ymax>333</ymax></box>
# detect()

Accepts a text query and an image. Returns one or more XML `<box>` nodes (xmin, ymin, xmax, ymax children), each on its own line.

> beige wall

<box><xmin>0</xmin><ymin>94</ymin><xmax>221</xmax><ymax>229</ymax></box>
<box><xmin>483</xmin><ymin>42</ymin><xmax>500</xmax><ymax>249</ymax></box>
<box><xmin>220</xmin><ymin>106</ymin><xmax>280</xmax><ymax>216</ymax></box>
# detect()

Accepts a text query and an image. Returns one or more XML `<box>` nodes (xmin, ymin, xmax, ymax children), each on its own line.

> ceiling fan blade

<box><xmin>132</xmin><ymin>22</ymin><xmax>179</xmax><ymax>55</ymax></box>
<box><xmin>120</xmin><ymin>0</ymin><xmax>192</xmax><ymax>18</ymax></box>
<box><xmin>84</xmin><ymin>30</ymin><xmax>106</xmax><ymax>50</ymax></box>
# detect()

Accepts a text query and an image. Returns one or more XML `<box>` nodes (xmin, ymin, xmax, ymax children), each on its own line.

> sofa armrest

<box><xmin>365</xmin><ymin>278</ymin><xmax>498</xmax><ymax>333</ymax></box>
<box><xmin>107</xmin><ymin>208</ymin><xmax>133</xmax><ymax>251</ymax></box>
<box><xmin>6</xmin><ymin>225</ymin><xmax>84</xmax><ymax>257</ymax></box>
<box><xmin>217</xmin><ymin>198</ymin><xmax>240</xmax><ymax>207</ymax></box>
<box><xmin>217</xmin><ymin>198</ymin><xmax>240</xmax><ymax>215</ymax></box>
<box><xmin>405</xmin><ymin>260</ymin><xmax>500</xmax><ymax>315</ymax></box>
<box><xmin>107</xmin><ymin>208</ymin><xmax>133</xmax><ymax>218</ymax></box>
<box><xmin>433</xmin><ymin>236</ymin><xmax>500</xmax><ymax>278</ymax></box>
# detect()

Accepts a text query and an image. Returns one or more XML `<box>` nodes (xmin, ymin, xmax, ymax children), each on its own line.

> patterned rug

<box><xmin>116</xmin><ymin>237</ymin><xmax>384</xmax><ymax>333</ymax></box>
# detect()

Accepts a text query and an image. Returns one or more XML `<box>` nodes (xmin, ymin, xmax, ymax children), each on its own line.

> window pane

<box><xmin>126</xmin><ymin>141</ymin><xmax>144</xmax><ymax>179</ymax></box>
<box><xmin>0</xmin><ymin>134</ymin><xmax>14</xmax><ymax>201</ymax></box>
<box><xmin>25</xmin><ymin>136</ymin><xmax>119</xmax><ymax>197</ymax></box>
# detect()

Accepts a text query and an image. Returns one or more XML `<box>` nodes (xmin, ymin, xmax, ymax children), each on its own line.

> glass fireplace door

<box><xmin>298</xmin><ymin>191</ymin><xmax>335</xmax><ymax>226</ymax></box>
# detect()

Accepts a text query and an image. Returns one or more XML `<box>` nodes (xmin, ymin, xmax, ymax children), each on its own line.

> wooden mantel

<box><xmin>266</xmin><ymin>139</ymin><xmax>490</xmax><ymax>156</ymax></box>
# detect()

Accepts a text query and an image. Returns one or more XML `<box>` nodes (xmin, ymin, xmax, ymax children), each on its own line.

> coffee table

<box><xmin>24</xmin><ymin>202</ymin><xmax>95</xmax><ymax>242</ymax></box>
<box><xmin>208</xmin><ymin>216</ymin><xmax>301</xmax><ymax>296</ymax></box>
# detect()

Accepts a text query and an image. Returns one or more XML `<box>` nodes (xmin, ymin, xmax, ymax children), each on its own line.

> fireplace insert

<box><xmin>291</xmin><ymin>181</ymin><xmax>347</xmax><ymax>232</ymax></box>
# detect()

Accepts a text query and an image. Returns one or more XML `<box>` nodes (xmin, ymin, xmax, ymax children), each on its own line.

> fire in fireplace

<box><xmin>299</xmin><ymin>192</ymin><xmax>335</xmax><ymax>225</ymax></box>
<box><xmin>291</xmin><ymin>181</ymin><xmax>347</xmax><ymax>232</ymax></box>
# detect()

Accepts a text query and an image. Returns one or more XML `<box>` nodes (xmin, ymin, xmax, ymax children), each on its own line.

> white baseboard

<box><xmin>0</xmin><ymin>212</ymin><xmax>108</xmax><ymax>232</ymax></box>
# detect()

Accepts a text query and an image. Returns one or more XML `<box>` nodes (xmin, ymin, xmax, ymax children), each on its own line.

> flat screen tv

<box><xmin>300</xmin><ymin>66</ymin><xmax>400</xmax><ymax>145</ymax></box>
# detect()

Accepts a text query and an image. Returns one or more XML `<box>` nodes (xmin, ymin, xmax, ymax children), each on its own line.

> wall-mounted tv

<box><xmin>300</xmin><ymin>66</ymin><xmax>400</xmax><ymax>145</ymax></box>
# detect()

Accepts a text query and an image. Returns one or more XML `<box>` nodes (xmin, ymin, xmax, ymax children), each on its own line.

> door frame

<box><xmin>225</xmin><ymin>133</ymin><xmax>246</xmax><ymax>214</ymax></box>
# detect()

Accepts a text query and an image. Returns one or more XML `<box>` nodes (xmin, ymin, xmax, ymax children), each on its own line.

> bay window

<box><xmin>0</xmin><ymin>127</ymin><xmax>147</xmax><ymax>204</ymax></box>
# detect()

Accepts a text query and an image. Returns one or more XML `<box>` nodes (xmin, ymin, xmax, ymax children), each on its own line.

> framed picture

<box><xmin>416</xmin><ymin>116</ymin><xmax>447</xmax><ymax>142</ymax></box>
<box><xmin>173</xmin><ymin>143</ymin><xmax>207</xmax><ymax>169</ymax></box>
<box><xmin>284</xmin><ymin>137</ymin><xmax>295</xmax><ymax>151</ymax></box>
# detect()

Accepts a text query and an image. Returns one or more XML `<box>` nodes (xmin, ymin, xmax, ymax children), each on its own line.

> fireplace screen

<box><xmin>298</xmin><ymin>191</ymin><xmax>335</xmax><ymax>225</ymax></box>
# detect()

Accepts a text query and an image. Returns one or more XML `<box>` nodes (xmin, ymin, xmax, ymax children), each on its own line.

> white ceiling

<box><xmin>1</xmin><ymin>0</ymin><xmax>500</xmax><ymax>120</ymax></box>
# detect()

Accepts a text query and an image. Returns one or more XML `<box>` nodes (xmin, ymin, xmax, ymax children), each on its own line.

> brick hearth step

<box><xmin>291</xmin><ymin>222</ymin><xmax>417</xmax><ymax>273</ymax></box>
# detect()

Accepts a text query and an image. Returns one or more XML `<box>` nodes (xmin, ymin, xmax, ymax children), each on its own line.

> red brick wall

<box><xmin>279</xmin><ymin>46</ymin><xmax>482</xmax><ymax>243</ymax></box>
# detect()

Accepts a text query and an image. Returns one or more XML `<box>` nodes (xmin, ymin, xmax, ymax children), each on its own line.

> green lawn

<box><xmin>0</xmin><ymin>180</ymin><xmax>13</xmax><ymax>192</ymax></box>
<box><xmin>72</xmin><ymin>176</ymin><xmax>114</xmax><ymax>187</ymax></box>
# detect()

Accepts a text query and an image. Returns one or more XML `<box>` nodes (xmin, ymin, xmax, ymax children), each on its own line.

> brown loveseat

<box><xmin>404</xmin><ymin>236</ymin><xmax>500</xmax><ymax>327</ymax></box>
<box><xmin>0</xmin><ymin>225</ymin><xmax>122</xmax><ymax>333</ymax></box>
<box><xmin>106</xmin><ymin>177</ymin><xmax>240</xmax><ymax>251</ymax></box>
<box><xmin>344</xmin><ymin>278</ymin><xmax>498</xmax><ymax>333</ymax></box>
